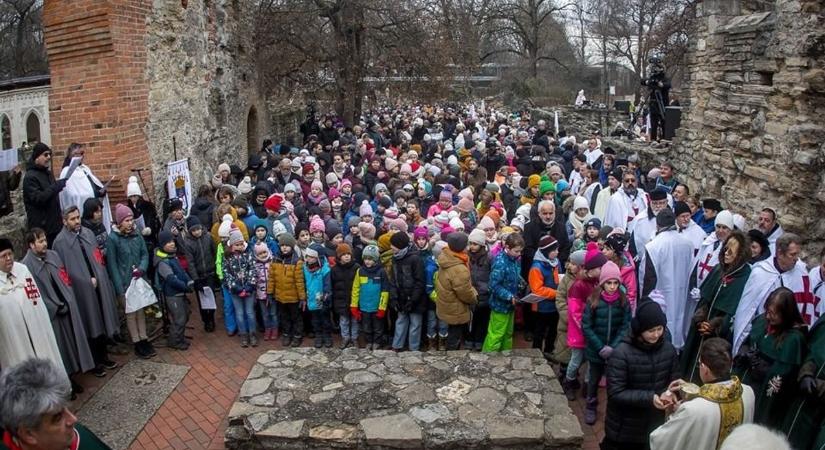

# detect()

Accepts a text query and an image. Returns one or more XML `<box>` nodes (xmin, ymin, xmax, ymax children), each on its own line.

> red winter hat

<box><xmin>264</xmin><ymin>194</ymin><xmax>283</xmax><ymax>212</ymax></box>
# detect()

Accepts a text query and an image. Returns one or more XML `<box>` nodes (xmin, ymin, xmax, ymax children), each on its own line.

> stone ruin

<box><xmin>225</xmin><ymin>348</ymin><xmax>583</xmax><ymax>449</ymax></box>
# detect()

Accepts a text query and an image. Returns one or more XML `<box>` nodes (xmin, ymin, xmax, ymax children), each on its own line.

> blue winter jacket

<box><xmin>303</xmin><ymin>259</ymin><xmax>331</xmax><ymax>311</ymax></box>
<box><xmin>489</xmin><ymin>251</ymin><xmax>523</xmax><ymax>314</ymax></box>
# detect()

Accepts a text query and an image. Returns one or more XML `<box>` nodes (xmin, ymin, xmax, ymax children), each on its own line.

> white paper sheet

<box><xmin>63</xmin><ymin>156</ymin><xmax>83</xmax><ymax>180</ymax></box>
<box><xmin>199</xmin><ymin>286</ymin><xmax>217</xmax><ymax>310</ymax></box>
<box><xmin>0</xmin><ymin>148</ymin><xmax>18</xmax><ymax>171</ymax></box>
<box><xmin>518</xmin><ymin>293</ymin><xmax>548</xmax><ymax>304</ymax></box>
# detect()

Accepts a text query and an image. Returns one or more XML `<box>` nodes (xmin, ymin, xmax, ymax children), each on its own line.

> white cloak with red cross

<box><xmin>732</xmin><ymin>258</ymin><xmax>814</xmax><ymax>355</ymax></box>
<box><xmin>810</xmin><ymin>265</ymin><xmax>825</xmax><ymax>326</ymax></box>
<box><xmin>0</xmin><ymin>262</ymin><xmax>65</xmax><ymax>375</ymax></box>
<box><xmin>692</xmin><ymin>232</ymin><xmax>721</xmax><ymax>289</ymax></box>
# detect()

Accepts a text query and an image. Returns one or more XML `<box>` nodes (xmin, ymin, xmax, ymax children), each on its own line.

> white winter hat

<box><xmin>732</xmin><ymin>213</ymin><xmax>746</xmax><ymax>231</ymax></box>
<box><xmin>238</xmin><ymin>176</ymin><xmax>253</xmax><ymax>194</ymax></box>
<box><xmin>715</xmin><ymin>210</ymin><xmax>734</xmax><ymax>229</ymax></box>
<box><xmin>449</xmin><ymin>217</ymin><xmax>465</xmax><ymax>231</ymax></box>
<box><xmin>573</xmin><ymin>196</ymin><xmax>589</xmax><ymax>212</ymax></box>
<box><xmin>218</xmin><ymin>214</ymin><xmax>234</xmax><ymax>238</ymax></box>
<box><xmin>126</xmin><ymin>176</ymin><xmax>142</xmax><ymax>197</ymax></box>
<box><xmin>468</xmin><ymin>228</ymin><xmax>486</xmax><ymax>246</ymax></box>
<box><xmin>511</xmin><ymin>215</ymin><xmax>528</xmax><ymax>231</ymax></box>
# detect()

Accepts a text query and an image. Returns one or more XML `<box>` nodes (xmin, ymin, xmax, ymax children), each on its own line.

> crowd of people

<box><xmin>0</xmin><ymin>103</ymin><xmax>824</xmax><ymax>450</ymax></box>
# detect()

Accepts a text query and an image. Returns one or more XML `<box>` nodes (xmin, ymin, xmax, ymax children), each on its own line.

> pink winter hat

<box><xmin>439</xmin><ymin>189</ymin><xmax>453</xmax><ymax>203</ymax></box>
<box><xmin>456</xmin><ymin>197</ymin><xmax>475</xmax><ymax>213</ymax></box>
<box><xmin>599</xmin><ymin>260</ymin><xmax>622</xmax><ymax>286</ymax></box>
<box><xmin>309</xmin><ymin>215</ymin><xmax>326</xmax><ymax>234</ymax></box>
<box><xmin>584</xmin><ymin>242</ymin><xmax>608</xmax><ymax>270</ymax></box>
<box><xmin>359</xmin><ymin>200</ymin><xmax>373</xmax><ymax>217</ymax></box>
<box><xmin>358</xmin><ymin>222</ymin><xmax>376</xmax><ymax>240</ymax></box>
<box><xmin>413</xmin><ymin>226</ymin><xmax>429</xmax><ymax>240</ymax></box>
<box><xmin>114</xmin><ymin>203</ymin><xmax>133</xmax><ymax>225</ymax></box>
<box><xmin>311</xmin><ymin>180</ymin><xmax>323</xmax><ymax>191</ymax></box>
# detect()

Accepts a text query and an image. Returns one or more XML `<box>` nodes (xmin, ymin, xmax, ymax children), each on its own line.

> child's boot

<box><xmin>438</xmin><ymin>336</ymin><xmax>447</xmax><ymax>351</ymax></box>
<box><xmin>281</xmin><ymin>335</ymin><xmax>292</xmax><ymax>347</ymax></box>
<box><xmin>584</xmin><ymin>397</ymin><xmax>598</xmax><ymax>425</ymax></box>
<box><xmin>249</xmin><ymin>332</ymin><xmax>259</xmax><ymax>347</ymax></box>
<box><xmin>562</xmin><ymin>377</ymin><xmax>577</xmax><ymax>401</ymax></box>
<box><xmin>314</xmin><ymin>336</ymin><xmax>323</xmax><ymax>348</ymax></box>
<box><xmin>240</xmin><ymin>334</ymin><xmax>250</xmax><ymax>348</ymax></box>
<box><xmin>323</xmin><ymin>334</ymin><xmax>333</xmax><ymax>348</ymax></box>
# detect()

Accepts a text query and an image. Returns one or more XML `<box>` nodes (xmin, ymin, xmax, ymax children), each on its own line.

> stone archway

<box><xmin>25</xmin><ymin>111</ymin><xmax>41</xmax><ymax>144</ymax></box>
<box><xmin>246</xmin><ymin>106</ymin><xmax>258</xmax><ymax>153</ymax></box>
<box><xmin>0</xmin><ymin>114</ymin><xmax>11</xmax><ymax>149</ymax></box>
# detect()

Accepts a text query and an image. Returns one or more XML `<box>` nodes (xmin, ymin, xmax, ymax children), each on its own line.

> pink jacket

<box><xmin>567</xmin><ymin>278</ymin><xmax>598</xmax><ymax>349</ymax></box>
<box><xmin>619</xmin><ymin>259</ymin><xmax>637</xmax><ymax>314</ymax></box>
<box><xmin>426</xmin><ymin>202</ymin><xmax>452</xmax><ymax>218</ymax></box>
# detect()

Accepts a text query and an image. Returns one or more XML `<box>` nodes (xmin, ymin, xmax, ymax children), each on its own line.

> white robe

<box><xmin>650</xmin><ymin>382</ymin><xmax>755</xmax><ymax>450</ymax></box>
<box><xmin>679</xmin><ymin>220</ymin><xmax>707</xmax><ymax>256</ymax></box>
<box><xmin>604</xmin><ymin>189</ymin><xmax>648</xmax><ymax>230</ymax></box>
<box><xmin>808</xmin><ymin>266</ymin><xmax>825</xmax><ymax>326</ymax></box>
<box><xmin>0</xmin><ymin>263</ymin><xmax>65</xmax><ymax>376</ymax></box>
<box><xmin>630</xmin><ymin>212</ymin><xmax>657</xmax><ymax>286</ymax></box>
<box><xmin>644</xmin><ymin>229</ymin><xmax>694</xmax><ymax>349</ymax></box>
<box><xmin>569</xmin><ymin>170</ymin><xmax>583</xmax><ymax>195</ymax></box>
<box><xmin>765</xmin><ymin>224</ymin><xmax>784</xmax><ymax>255</ymax></box>
<box><xmin>732</xmin><ymin>259</ymin><xmax>812</xmax><ymax>355</ymax></box>
<box><xmin>60</xmin><ymin>165</ymin><xmax>113</xmax><ymax>232</ymax></box>
<box><xmin>584</xmin><ymin>148</ymin><xmax>603</xmax><ymax>167</ymax></box>
<box><xmin>692</xmin><ymin>232</ymin><xmax>722</xmax><ymax>289</ymax></box>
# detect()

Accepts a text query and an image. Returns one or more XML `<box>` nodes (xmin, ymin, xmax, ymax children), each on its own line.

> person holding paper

<box><xmin>59</xmin><ymin>143</ymin><xmax>114</xmax><ymax>233</ymax></box>
<box><xmin>23</xmin><ymin>143</ymin><xmax>67</xmax><ymax>245</ymax></box>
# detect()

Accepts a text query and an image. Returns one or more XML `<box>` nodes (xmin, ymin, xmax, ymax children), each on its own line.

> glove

<box><xmin>800</xmin><ymin>376</ymin><xmax>817</xmax><ymax>395</ymax></box>
<box><xmin>598</xmin><ymin>346</ymin><xmax>613</xmax><ymax>360</ymax></box>
<box><xmin>690</xmin><ymin>287</ymin><xmax>701</xmax><ymax>302</ymax></box>
<box><xmin>376</xmin><ymin>309</ymin><xmax>386</xmax><ymax>319</ymax></box>
<box><xmin>193</xmin><ymin>279</ymin><xmax>205</xmax><ymax>291</ymax></box>
<box><xmin>350</xmin><ymin>307</ymin><xmax>362</xmax><ymax>322</ymax></box>
<box><xmin>142</xmin><ymin>227</ymin><xmax>152</xmax><ymax>237</ymax></box>
<box><xmin>55</xmin><ymin>303</ymin><xmax>70</xmax><ymax>317</ymax></box>
<box><xmin>131</xmin><ymin>268</ymin><xmax>144</xmax><ymax>279</ymax></box>
<box><xmin>238</xmin><ymin>289</ymin><xmax>249</xmax><ymax>298</ymax></box>
<box><xmin>186</xmin><ymin>280</ymin><xmax>195</xmax><ymax>293</ymax></box>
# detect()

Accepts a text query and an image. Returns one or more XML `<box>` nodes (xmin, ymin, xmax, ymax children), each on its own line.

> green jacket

<box><xmin>105</xmin><ymin>228</ymin><xmax>149</xmax><ymax>296</ymax></box>
<box><xmin>582</xmin><ymin>296</ymin><xmax>631</xmax><ymax>363</ymax></box>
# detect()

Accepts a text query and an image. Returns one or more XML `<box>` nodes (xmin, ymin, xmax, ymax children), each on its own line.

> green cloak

<box><xmin>783</xmin><ymin>319</ymin><xmax>825</xmax><ymax>450</ymax></box>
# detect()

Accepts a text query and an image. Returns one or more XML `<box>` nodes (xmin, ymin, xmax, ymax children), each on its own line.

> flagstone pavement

<box><xmin>70</xmin><ymin>306</ymin><xmax>605</xmax><ymax>450</ymax></box>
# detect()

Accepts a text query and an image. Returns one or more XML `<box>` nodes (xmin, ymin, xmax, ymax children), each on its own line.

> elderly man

<box><xmin>0</xmin><ymin>239</ymin><xmax>64</xmax><ymax>376</ymax></box>
<box><xmin>674</xmin><ymin>201</ymin><xmax>707</xmax><ymax>255</ymax></box>
<box><xmin>732</xmin><ymin>233</ymin><xmax>814</xmax><ymax>354</ymax></box>
<box><xmin>629</xmin><ymin>188</ymin><xmax>669</xmax><ymax>269</ymax></box>
<box><xmin>604</xmin><ymin>169</ymin><xmax>648</xmax><ymax>230</ymax></box>
<box><xmin>53</xmin><ymin>206</ymin><xmax>120</xmax><ymax>378</ymax></box>
<box><xmin>523</xmin><ymin>200</ymin><xmax>571</xmax><ymax>277</ymax></box>
<box><xmin>756</xmin><ymin>208</ymin><xmax>784</xmax><ymax>254</ymax></box>
<box><xmin>0</xmin><ymin>358</ymin><xmax>112</xmax><ymax>450</ymax></box>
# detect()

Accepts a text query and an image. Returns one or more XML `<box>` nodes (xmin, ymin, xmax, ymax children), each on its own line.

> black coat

<box><xmin>604</xmin><ymin>334</ymin><xmax>679</xmax><ymax>444</ymax></box>
<box><xmin>22</xmin><ymin>162</ymin><xmax>66</xmax><ymax>237</ymax></box>
<box><xmin>331</xmin><ymin>260</ymin><xmax>359</xmax><ymax>315</ymax></box>
<box><xmin>389</xmin><ymin>247</ymin><xmax>426</xmax><ymax>313</ymax></box>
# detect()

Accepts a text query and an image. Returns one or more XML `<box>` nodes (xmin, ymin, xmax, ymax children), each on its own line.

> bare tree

<box><xmin>0</xmin><ymin>0</ymin><xmax>47</xmax><ymax>80</ymax></box>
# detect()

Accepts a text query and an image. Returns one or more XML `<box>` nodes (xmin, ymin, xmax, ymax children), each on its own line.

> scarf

<box><xmin>698</xmin><ymin>376</ymin><xmax>746</xmax><ymax>449</ymax></box>
<box><xmin>446</xmin><ymin>248</ymin><xmax>470</xmax><ymax>268</ymax></box>
<box><xmin>567</xmin><ymin>209</ymin><xmax>592</xmax><ymax>234</ymax></box>
<box><xmin>602</xmin><ymin>290</ymin><xmax>620</xmax><ymax>303</ymax></box>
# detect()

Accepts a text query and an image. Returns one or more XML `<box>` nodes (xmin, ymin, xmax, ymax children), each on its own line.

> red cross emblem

<box><xmin>698</xmin><ymin>253</ymin><xmax>715</xmax><ymax>279</ymax></box>
<box><xmin>795</xmin><ymin>275</ymin><xmax>817</xmax><ymax>325</ymax></box>
<box><xmin>23</xmin><ymin>278</ymin><xmax>40</xmax><ymax>305</ymax></box>
<box><xmin>59</xmin><ymin>266</ymin><xmax>72</xmax><ymax>287</ymax></box>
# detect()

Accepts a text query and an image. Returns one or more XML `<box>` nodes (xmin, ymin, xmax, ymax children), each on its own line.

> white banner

<box><xmin>167</xmin><ymin>159</ymin><xmax>192</xmax><ymax>215</ymax></box>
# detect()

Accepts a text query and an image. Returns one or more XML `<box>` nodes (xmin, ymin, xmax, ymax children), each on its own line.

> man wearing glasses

<box><xmin>604</xmin><ymin>169</ymin><xmax>649</xmax><ymax>230</ymax></box>
<box><xmin>23</xmin><ymin>143</ymin><xmax>67</xmax><ymax>247</ymax></box>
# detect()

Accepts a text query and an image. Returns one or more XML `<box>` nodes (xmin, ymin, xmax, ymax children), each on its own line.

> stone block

<box><xmin>360</xmin><ymin>413</ymin><xmax>423</xmax><ymax>448</ymax></box>
<box><xmin>240</xmin><ymin>378</ymin><xmax>272</xmax><ymax>398</ymax></box>
<box><xmin>308</xmin><ymin>424</ymin><xmax>358</xmax><ymax>442</ymax></box>
<box><xmin>487</xmin><ymin>417</ymin><xmax>545</xmax><ymax>445</ymax></box>
<box><xmin>257</xmin><ymin>419</ymin><xmax>305</xmax><ymax>439</ymax></box>
<box><xmin>545</xmin><ymin>415</ymin><xmax>584</xmax><ymax>447</ymax></box>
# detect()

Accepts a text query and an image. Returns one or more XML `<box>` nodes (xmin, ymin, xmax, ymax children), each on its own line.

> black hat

<box><xmin>389</xmin><ymin>231</ymin><xmax>410</xmax><ymax>250</ymax></box>
<box><xmin>584</xmin><ymin>217</ymin><xmax>602</xmax><ymax>231</ymax></box>
<box><xmin>605</xmin><ymin>233</ymin><xmax>627</xmax><ymax>254</ymax></box>
<box><xmin>378</xmin><ymin>196</ymin><xmax>393</xmax><ymax>209</ymax></box>
<box><xmin>609</xmin><ymin>167</ymin><xmax>624</xmax><ymax>181</ymax></box>
<box><xmin>169</xmin><ymin>198</ymin><xmax>184</xmax><ymax>212</ymax></box>
<box><xmin>446</xmin><ymin>232</ymin><xmax>469</xmax><ymax>253</ymax></box>
<box><xmin>158</xmin><ymin>231</ymin><xmax>175</xmax><ymax>248</ymax></box>
<box><xmin>30</xmin><ymin>142</ymin><xmax>51</xmax><ymax>161</ymax></box>
<box><xmin>650</xmin><ymin>188</ymin><xmax>667</xmax><ymax>201</ymax></box>
<box><xmin>538</xmin><ymin>235</ymin><xmax>559</xmax><ymax>254</ymax></box>
<box><xmin>748</xmin><ymin>229</ymin><xmax>770</xmax><ymax>252</ymax></box>
<box><xmin>0</xmin><ymin>238</ymin><xmax>13</xmax><ymax>253</ymax></box>
<box><xmin>702</xmin><ymin>198</ymin><xmax>722</xmax><ymax>212</ymax></box>
<box><xmin>632</xmin><ymin>300</ymin><xmax>667</xmax><ymax>335</ymax></box>
<box><xmin>673</xmin><ymin>201</ymin><xmax>691</xmax><ymax>217</ymax></box>
<box><xmin>656</xmin><ymin>207</ymin><xmax>676</xmax><ymax>229</ymax></box>
<box><xmin>186</xmin><ymin>216</ymin><xmax>202</xmax><ymax>230</ymax></box>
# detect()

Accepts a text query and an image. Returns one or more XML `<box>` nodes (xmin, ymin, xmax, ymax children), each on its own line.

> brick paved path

<box><xmin>70</xmin><ymin>306</ymin><xmax>605</xmax><ymax>449</ymax></box>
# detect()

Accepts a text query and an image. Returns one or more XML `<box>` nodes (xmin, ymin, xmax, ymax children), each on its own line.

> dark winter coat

<box><xmin>582</xmin><ymin>296</ymin><xmax>632</xmax><ymax>363</ymax></box>
<box><xmin>181</xmin><ymin>231</ymin><xmax>217</xmax><ymax>281</ymax></box>
<box><xmin>23</xmin><ymin>162</ymin><xmax>66</xmax><ymax>237</ymax></box>
<box><xmin>389</xmin><ymin>247</ymin><xmax>426</xmax><ymax>314</ymax></box>
<box><xmin>105</xmin><ymin>228</ymin><xmax>149</xmax><ymax>296</ymax></box>
<box><xmin>605</xmin><ymin>334</ymin><xmax>679</xmax><ymax>444</ymax></box>
<box><xmin>469</xmin><ymin>248</ymin><xmax>491</xmax><ymax>307</ymax></box>
<box><xmin>522</xmin><ymin>214</ymin><xmax>570</xmax><ymax>278</ymax></box>
<box><xmin>190</xmin><ymin>197</ymin><xmax>216</xmax><ymax>231</ymax></box>
<box><xmin>154</xmin><ymin>250</ymin><xmax>192</xmax><ymax>297</ymax></box>
<box><xmin>331</xmin><ymin>260</ymin><xmax>359</xmax><ymax>315</ymax></box>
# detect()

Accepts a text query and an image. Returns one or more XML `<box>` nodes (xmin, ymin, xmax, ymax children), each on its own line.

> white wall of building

<box><xmin>0</xmin><ymin>85</ymin><xmax>51</xmax><ymax>149</ymax></box>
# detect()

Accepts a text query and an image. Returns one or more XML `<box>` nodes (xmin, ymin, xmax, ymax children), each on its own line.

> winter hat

<box><xmin>362</xmin><ymin>244</ymin><xmax>380</xmax><ymax>261</ymax></box>
<box><xmin>702</xmin><ymin>198</ymin><xmax>722</xmax><ymax>212</ymax></box>
<box><xmin>673</xmin><ymin>201</ymin><xmax>691</xmax><ymax>217</ymax></box>
<box><xmin>656</xmin><ymin>207</ymin><xmax>676</xmax><ymax>229</ymax></box>
<box><xmin>456</xmin><ymin>197</ymin><xmax>475</xmax><ymax>213</ymax></box>
<box><xmin>309</xmin><ymin>215</ymin><xmax>326</xmax><ymax>234</ymax></box>
<box><xmin>569</xmin><ymin>249</ymin><xmax>586</xmax><ymax>266</ymax></box>
<box><xmin>516</xmin><ymin>204</ymin><xmax>532</xmax><ymax>219</ymax></box>
<box><xmin>0</xmin><ymin>238</ymin><xmax>12</xmax><ymax>253</ymax></box>
<box><xmin>328</xmin><ymin>187</ymin><xmax>341</xmax><ymax>200</ymax></box>
<box><xmin>378</xmin><ymin>196</ymin><xmax>393</xmax><ymax>209</ymax></box>
<box><xmin>340</xmin><ymin>179</ymin><xmax>352</xmax><ymax>191</ymax></box>
<box><xmin>284</xmin><ymin>183</ymin><xmax>297</xmax><ymax>194</ymax></box>
<box><xmin>573</xmin><ymin>196</ymin><xmax>589</xmax><ymax>212</ymax></box>
<box><xmin>336</xmin><ymin>243</ymin><xmax>352</xmax><ymax>258</ymax></box>
<box><xmin>238</xmin><ymin>176</ymin><xmax>253</xmax><ymax>194</ymax></box>
<box><xmin>439</xmin><ymin>189</ymin><xmax>453</xmax><ymax>203</ymax></box>
<box><xmin>432</xmin><ymin>240</ymin><xmax>448</xmax><ymax>258</ymax></box>
<box><xmin>715</xmin><ymin>210</ymin><xmax>734</xmax><ymax>229</ymax></box>
<box><xmin>347</xmin><ymin>216</ymin><xmax>360</xmax><ymax>229</ymax></box>
<box><xmin>583</xmin><ymin>217</ymin><xmax>601</xmax><ymax>231</ymax></box>
<box><xmin>325</xmin><ymin>220</ymin><xmax>342</xmax><ymax>240</ymax></box>
<box><xmin>485</xmin><ymin>183</ymin><xmax>500</xmax><ymax>194</ymax></box>
<box><xmin>598</xmin><ymin>260</ymin><xmax>621</xmax><ymax>285</ymax></box>
<box><xmin>477</xmin><ymin>215</ymin><xmax>495</xmax><ymax>231</ymax></box>
<box><xmin>527</xmin><ymin>175</ymin><xmax>541</xmax><ymax>190</ymax></box>
<box><xmin>264</xmin><ymin>194</ymin><xmax>283</xmax><ymax>212</ymax></box>
<box><xmin>458</xmin><ymin>188</ymin><xmax>474</xmax><ymax>201</ymax></box>
<box><xmin>304</xmin><ymin>246</ymin><xmax>319</xmax><ymax>259</ymax></box>
<box><xmin>217</xmin><ymin>163</ymin><xmax>231</xmax><ymax>174</ymax></box>
<box><xmin>158</xmin><ymin>231</ymin><xmax>175</xmax><ymax>248</ymax></box>
<box><xmin>254</xmin><ymin>242</ymin><xmax>271</xmax><ymax>261</ymax></box>
<box><xmin>412</xmin><ymin>226</ymin><xmax>428</xmax><ymax>241</ymax></box>
<box><xmin>631</xmin><ymin>300</ymin><xmax>667</xmax><ymax>335</ymax></box>
<box><xmin>538</xmin><ymin>235</ymin><xmax>559</xmax><ymax>254</ymax></box>
<box><xmin>449</xmin><ymin>217</ymin><xmax>465</xmax><ymax>232</ymax></box>
<box><xmin>647</xmin><ymin>167</ymin><xmax>661</xmax><ymax>180</ymax></box>
<box><xmin>419</xmin><ymin>180</ymin><xmax>432</xmax><ymax>194</ymax></box>
<box><xmin>584</xmin><ymin>242</ymin><xmax>608</xmax><ymax>270</ymax></box>
<box><xmin>650</xmin><ymin>188</ymin><xmax>667</xmax><ymax>201</ymax></box>
<box><xmin>359</xmin><ymin>200</ymin><xmax>373</xmax><ymax>217</ymax></box>
<box><xmin>126</xmin><ymin>176</ymin><xmax>142</xmax><ymax>197</ymax></box>
<box><xmin>385</xmin><ymin>158</ymin><xmax>399</xmax><ymax>172</ymax></box>
<box><xmin>114</xmin><ymin>203</ymin><xmax>133</xmax><ymax>225</ymax></box>
<box><xmin>358</xmin><ymin>222</ymin><xmax>376</xmax><ymax>240</ymax></box>
<box><xmin>271</xmin><ymin>220</ymin><xmax>287</xmax><ymax>238</ymax></box>
<box><xmin>485</xmin><ymin>209</ymin><xmax>501</xmax><ymax>227</ymax></box>
<box><xmin>389</xmin><ymin>218</ymin><xmax>408</xmax><ymax>233</ymax></box>
<box><xmin>218</xmin><ymin>214</ymin><xmax>234</xmax><ymax>238</ymax></box>
<box><xmin>732</xmin><ymin>214</ymin><xmax>745</xmax><ymax>230</ymax></box>
<box><xmin>446</xmin><ymin>232</ymin><xmax>469</xmax><ymax>253</ymax></box>
<box><xmin>310</xmin><ymin>180</ymin><xmax>323</xmax><ymax>192</ymax></box>
<box><xmin>325</xmin><ymin>172</ymin><xmax>339</xmax><ymax>186</ymax></box>
<box><xmin>374</xmin><ymin>183</ymin><xmax>388</xmax><ymax>196</ymax></box>
<box><xmin>468</xmin><ymin>228</ymin><xmax>487</xmax><ymax>247</ymax></box>
<box><xmin>400</xmin><ymin>163</ymin><xmax>412</xmax><ymax>175</ymax></box>
<box><xmin>605</xmin><ymin>233</ymin><xmax>628</xmax><ymax>254</ymax></box>
<box><xmin>278</xmin><ymin>233</ymin><xmax>296</xmax><ymax>248</ymax></box>
<box><xmin>434</xmin><ymin>211</ymin><xmax>451</xmax><ymax>228</ymax></box>
<box><xmin>30</xmin><ymin>142</ymin><xmax>51</xmax><ymax>161</ymax></box>
<box><xmin>390</xmin><ymin>231</ymin><xmax>411</xmax><ymax>249</ymax></box>
<box><xmin>228</xmin><ymin>227</ymin><xmax>244</xmax><ymax>246</ymax></box>
<box><xmin>186</xmin><ymin>215</ymin><xmax>202</xmax><ymax>231</ymax></box>
<box><xmin>510</xmin><ymin>215</ymin><xmax>528</xmax><ymax>231</ymax></box>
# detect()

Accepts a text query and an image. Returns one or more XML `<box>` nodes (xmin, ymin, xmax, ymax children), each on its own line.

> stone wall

<box><xmin>640</xmin><ymin>0</ymin><xmax>825</xmax><ymax>250</ymax></box>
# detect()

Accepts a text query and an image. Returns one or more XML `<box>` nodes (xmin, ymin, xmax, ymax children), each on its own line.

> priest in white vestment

<box><xmin>630</xmin><ymin>188</ymin><xmax>669</xmax><ymax>285</ymax></box>
<box><xmin>650</xmin><ymin>337</ymin><xmax>755</xmax><ymax>450</ymax></box>
<box><xmin>0</xmin><ymin>238</ymin><xmax>65</xmax><ymax>376</ymax></box>
<box><xmin>674</xmin><ymin>201</ymin><xmax>707</xmax><ymax>256</ymax></box>
<box><xmin>756</xmin><ymin>208</ymin><xmax>784</xmax><ymax>255</ymax></box>
<box><xmin>58</xmin><ymin>144</ymin><xmax>113</xmax><ymax>233</ymax></box>
<box><xmin>811</xmin><ymin>253</ymin><xmax>825</xmax><ymax>326</ymax></box>
<box><xmin>604</xmin><ymin>171</ymin><xmax>648</xmax><ymax>230</ymax></box>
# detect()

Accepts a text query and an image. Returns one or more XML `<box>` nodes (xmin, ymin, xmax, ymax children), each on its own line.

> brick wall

<box><xmin>43</xmin><ymin>0</ymin><xmax>153</xmax><ymax>204</ymax></box>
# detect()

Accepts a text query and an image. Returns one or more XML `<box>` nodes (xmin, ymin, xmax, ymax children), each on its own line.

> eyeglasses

<box><xmin>623</xmin><ymin>178</ymin><xmax>636</xmax><ymax>184</ymax></box>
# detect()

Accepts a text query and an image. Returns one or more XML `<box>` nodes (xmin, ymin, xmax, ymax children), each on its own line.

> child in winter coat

<box><xmin>565</xmin><ymin>242</ymin><xmax>608</xmax><ymax>400</ymax></box>
<box><xmin>467</xmin><ymin>228</ymin><xmax>492</xmax><ymax>351</ymax></box>
<box><xmin>529</xmin><ymin>235</ymin><xmax>560</xmax><ymax>357</ymax></box>
<box><xmin>181</xmin><ymin>216</ymin><xmax>217</xmax><ymax>332</ymax></box>
<box><xmin>252</xmin><ymin>242</ymin><xmax>278</xmax><ymax>341</ymax></box>
<box><xmin>483</xmin><ymin>233</ymin><xmax>526</xmax><ymax>352</ymax></box>
<box><xmin>350</xmin><ymin>245</ymin><xmax>389</xmax><ymax>350</ymax></box>
<box><xmin>582</xmin><ymin>260</ymin><xmax>632</xmax><ymax>425</ymax></box>
<box><xmin>223</xmin><ymin>227</ymin><xmax>259</xmax><ymax>347</ymax></box>
<box><xmin>303</xmin><ymin>244</ymin><xmax>333</xmax><ymax>348</ymax></box>
<box><xmin>215</xmin><ymin>216</ymin><xmax>237</xmax><ymax>334</ymax></box>
<box><xmin>419</xmin><ymin>230</ymin><xmax>448</xmax><ymax>351</ymax></box>
<box><xmin>331</xmin><ymin>243</ymin><xmax>359</xmax><ymax>348</ymax></box>
<box><xmin>268</xmin><ymin>233</ymin><xmax>306</xmax><ymax>347</ymax></box>
<box><xmin>435</xmin><ymin>232</ymin><xmax>478</xmax><ymax>350</ymax></box>
<box><xmin>250</xmin><ymin>223</ymin><xmax>280</xmax><ymax>258</ymax></box>
<box><xmin>155</xmin><ymin>231</ymin><xmax>194</xmax><ymax>351</ymax></box>
<box><xmin>572</xmin><ymin>217</ymin><xmax>601</xmax><ymax>252</ymax></box>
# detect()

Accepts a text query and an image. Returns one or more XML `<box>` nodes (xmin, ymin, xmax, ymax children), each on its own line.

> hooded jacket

<box><xmin>389</xmin><ymin>246</ymin><xmax>426</xmax><ymax>313</ymax></box>
<box><xmin>303</xmin><ymin>257</ymin><xmax>331</xmax><ymax>311</ymax></box>
<box><xmin>435</xmin><ymin>249</ymin><xmax>478</xmax><ymax>324</ymax></box>
<box><xmin>331</xmin><ymin>259</ymin><xmax>359</xmax><ymax>314</ymax></box>
<box><xmin>267</xmin><ymin>250</ymin><xmax>306</xmax><ymax>303</ymax></box>
<box><xmin>528</xmin><ymin>250</ymin><xmax>559</xmax><ymax>314</ymax></box>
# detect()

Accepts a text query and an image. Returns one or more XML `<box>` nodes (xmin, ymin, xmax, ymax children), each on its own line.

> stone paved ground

<box><xmin>71</xmin><ymin>305</ymin><xmax>606</xmax><ymax>450</ymax></box>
